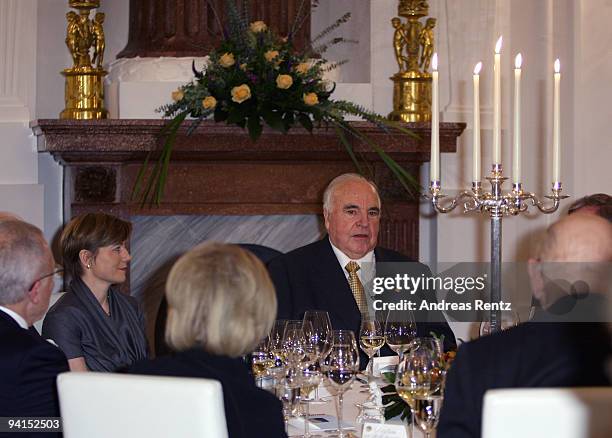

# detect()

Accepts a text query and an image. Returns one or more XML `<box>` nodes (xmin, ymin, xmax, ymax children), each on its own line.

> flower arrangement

<box><xmin>134</xmin><ymin>0</ymin><xmax>417</xmax><ymax>205</ymax></box>
<box><xmin>381</xmin><ymin>333</ymin><xmax>456</xmax><ymax>421</ymax></box>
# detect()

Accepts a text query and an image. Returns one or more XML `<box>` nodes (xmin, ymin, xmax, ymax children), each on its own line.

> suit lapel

<box><xmin>309</xmin><ymin>239</ymin><xmax>361</xmax><ymax>331</ymax></box>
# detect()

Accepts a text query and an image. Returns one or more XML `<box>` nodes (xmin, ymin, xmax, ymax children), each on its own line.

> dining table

<box><xmin>285</xmin><ymin>376</ymin><xmax>429</xmax><ymax>438</ymax></box>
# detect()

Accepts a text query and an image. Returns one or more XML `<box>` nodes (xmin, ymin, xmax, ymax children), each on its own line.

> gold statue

<box><xmin>60</xmin><ymin>1</ymin><xmax>107</xmax><ymax>119</ymax></box>
<box><xmin>392</xmin><ymin>17</ymin><xmax>409</xmax><ymax>72</ymax></box>
<box><xmin>419</xmin><ymin>18</ymin><xmax>436</xmax><ymax>71</ymax></box>
<box><xmin>92</xmin><ymin>12</ymin><xmax>106</xmax><ymax>69</ymax></box>
<box><xmin>388</xmin><ymin>0</ymin><xmax>437</xmax><ymax>123</ymax></box>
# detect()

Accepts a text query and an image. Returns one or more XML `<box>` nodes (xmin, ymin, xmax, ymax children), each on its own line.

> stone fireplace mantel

<box><xmin>32</xmin><ymin>119</ymin><xmax>464</xmax><ymax>259</ymax></box>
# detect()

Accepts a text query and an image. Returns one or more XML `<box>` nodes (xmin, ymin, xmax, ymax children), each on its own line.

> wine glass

<box><xmin>303</xmin><ymin>310</ymin><xmax>333</xmax><ymax>359</ymax></box>
<box><xmin>394</xmin><ymin>346</ymin><xmax>442</xmax><ymax>437</ymax></box>
<box><xmin>385</xmin><ymin>310</ymin><xmax>416</xmax><ymax>360</ymax></box>
<box><xmin>251</xmin><ymin>335</ymin><xmax>271</xmax><ymax>388</ymax></box>
<box><xmin>303</xmin><ymin>310</ymin><xmax>332</xmax><ymax>399</ymax></box>
<box><xmin>283</xmin><ymin>321</ymin><xmax>307</xmax><ymax>367</ymax></box>
<box><xmin>358</xmin><ymin>318</ymin><xmax>384</xmax><ymax>381</ymax></box>
<box><xmin>413</xmin><ymin>395</ymin><xmax>443</xmax><ymax>438</ymax></box>
<box><xmin>325</xmin><ymin>330</ymin><xmax>359</xmax><ymax>438</ymax></box>
<box><xmin>268</xmin><ymin>320</ymin><xmax>288</xmax><ymax>383</ymax></box>
<box><xmin>299</xmin><ymin>368</ymin><xmax>322</xmax><ymax>438</ymax></box>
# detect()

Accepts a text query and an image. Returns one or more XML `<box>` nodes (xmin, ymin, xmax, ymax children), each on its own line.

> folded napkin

<box><xmin>372</xmin><ymin>355</ymin><xmax>398</xmax><ymax>377</ymax></box>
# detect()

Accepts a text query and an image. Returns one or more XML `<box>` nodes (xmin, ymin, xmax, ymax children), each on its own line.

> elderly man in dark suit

<box><xmin>0</xmin><ymin>218</ymin><xmax>69</xmax><ymax>423</ymax></box>
<box><xmin>268</xmin><ymin>173</ymin><xmax>456</xmax><ymax>361</ymax></box>
<box><xmin>438</xmin><ymin>213</ymin><xmax>612</xmax><ymax>438</ymax></box>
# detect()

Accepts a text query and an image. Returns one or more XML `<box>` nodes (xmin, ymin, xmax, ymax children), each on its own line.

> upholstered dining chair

<box><xmin>57</xmin><ymin>372</ymin><xmax>228</xmax><ymax>438</ymax></box>
<box><xmin>482</xmin><ymin>387</ymin><xmax>612</xmax><ymax>438</ymax></box>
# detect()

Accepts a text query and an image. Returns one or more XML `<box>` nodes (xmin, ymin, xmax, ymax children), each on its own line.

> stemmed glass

<box><xmin>413</xmin><ymin>395</ymin><xmax>443</xmax><ymax>438</ymax></box>
<box><xmin>324</xmin><ymin>330</ymin><xmax>359</xmax><ymax>438</ymax></box>
<box><xmin>358</xmin><ymin>318</ymin><xmax>385</xmax><ymax>381</ymax></box>
<box><xmin>303</xmin><ymin>310</ymin><xmax>333</xmax><ymax>360</ymax></box>
<box><xmin>251</xmin><ymin>335</ymin><xmax>272</xmax><ymax>388</ymax></box>
<box><xmin>299</xmin><ymin>368</ymin><xmax>322</xmax><ymax>438</ymax></box>
<box><xmin>385</xmin><ymin>310</ymin><xmax>416</xmax><ymax>360</ymax></box>
<box><xmin>268</xmin><ymin>320</ymin><xmax>289</xmax><ymax>383</ymax></box>
<box><xmin>394</xmin><ymin>340</ymin><xmax>442</xmax><ymax>437</ymax></box>
<box><xmin>303</xmin><ymin>310</ymin><xmax>332</xmax><ymax>399</ymax></box>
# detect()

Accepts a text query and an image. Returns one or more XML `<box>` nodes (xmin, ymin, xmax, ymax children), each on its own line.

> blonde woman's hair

<box><xmin>165</xmin><ymin>242</ymin><xmax>277</xmax><ymax>357</ymax></box>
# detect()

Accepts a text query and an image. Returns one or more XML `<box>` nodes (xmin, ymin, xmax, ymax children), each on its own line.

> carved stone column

<box><xmin>117</xmin><ymin>0</ymin><xmax>311</xmax><ymax>58</ymax></box>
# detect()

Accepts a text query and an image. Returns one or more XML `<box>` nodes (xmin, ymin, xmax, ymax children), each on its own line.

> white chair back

<box><xmin>482</xmin><ymin>388</ymin><xmax>612</xmax><ymax>438</ymax></box>
<box><xmin>57</xmin><ymin>372</ymin><xmax>228</xmax><ymax>438</ymax></box>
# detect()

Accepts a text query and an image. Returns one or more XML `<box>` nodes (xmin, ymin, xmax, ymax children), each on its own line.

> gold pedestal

<box><xmin>388</xmin><ymin>73</ymin><xmax>432</xmax><ymax>123</ymax></box>
<box><xmin>60</xmin><ymin>67</ymin><xmax>108</xmax><ymax>119</ymax></box>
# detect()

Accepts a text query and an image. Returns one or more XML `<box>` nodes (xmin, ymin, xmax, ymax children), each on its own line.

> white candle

<box><xmin>553</xmin><ymin>59</ymin><xmax>561</xmax><ymax>183</ymax></box>
<box><xmin>493</xmin><ymin>36</ymin><xmax>503</xmax><ymax>166</ymax></box>
<box><xmin>513</xmin><ymin>53</ymin><xmax>522</xmax><ymax>184</ymax></box>
<box><xmin>473</xmin><ymin>62</ymin><xmax>482</xmax><ymax>183</ymax></box>
<box><xmin>430</xmin><ymin>53</ymin><xmax>439</xmax><ymax>182</ymax></box>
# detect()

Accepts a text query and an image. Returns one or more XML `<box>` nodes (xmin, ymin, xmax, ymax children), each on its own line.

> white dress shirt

<box><xmin>0</xmin><ymin>305</ymin><xmax>28</xmax><ymax>329</ymax></box>
<box><xmin>329</xmin><ymin>238</ymin><xmax>376</xmax><ymax>286</ymax></box>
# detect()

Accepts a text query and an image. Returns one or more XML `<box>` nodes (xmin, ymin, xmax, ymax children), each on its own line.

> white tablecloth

<box><xmin>286</xmin><ymin>380</ymin><xmax>427</xmax><ymax>437</ymax></box>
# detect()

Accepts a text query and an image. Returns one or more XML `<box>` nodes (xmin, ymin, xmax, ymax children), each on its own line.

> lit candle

<box><xmin>513</xmin><ymin>53</ymin><xmax>522</xmax><ymax>184</ymax></box>
<box><xmin>553</xmin><ymin>59</ymin><xmax>561</xmax><ymax>183</ymax></box>
<box><xmin>493</xmin><ymin>36</ymin><xmax>503</xmax><ymax>166</ymax></box>
<box><xmin>430</xmin><ymin>53</ymin><xmax>439</xmax><ymax>182</ymax></box>
<box><xmin>473</xmin><ymin>62</ymin><xmax>482</xmax><ymax>183</ymax></box>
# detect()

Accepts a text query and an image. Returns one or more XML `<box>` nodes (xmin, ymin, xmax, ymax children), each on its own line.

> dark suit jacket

<box><xmin>438</xmin><ymin>321</ymin><xmax>612</xmax><ymax>438</ymax></box>
<box><xmin>268</xmin><ymin>238</ymin><xmax>456</xmax><ymax>365</ymax></box>
<box><xmin>0</xmin><ymin>310</ymin><xmax>68</xmax><ymax>436</ymax></box>
<box><xmin>129</xmin><ymin>349</ymin><xmax>287</xmax><ymax>438</ymax></box>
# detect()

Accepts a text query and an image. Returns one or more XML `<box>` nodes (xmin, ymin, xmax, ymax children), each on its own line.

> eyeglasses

<box><xmin>29</xmin><ymin>268</ymin><xmax>64</xmax><ymax>291</ymax></box>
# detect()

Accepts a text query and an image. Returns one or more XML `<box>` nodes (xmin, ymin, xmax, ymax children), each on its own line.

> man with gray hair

<box><xmin>269</xmin><ymin>173</ymin><xmax>455</xmax><ymax>364</ymax></box>
<box><xmin>0</xmin><ymin>219</ymin><xmax>68</xmax><ymax>420</ymax></box>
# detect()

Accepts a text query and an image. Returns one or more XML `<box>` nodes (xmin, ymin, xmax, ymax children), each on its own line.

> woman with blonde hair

<box><xmin>129</xmin><ymin>242</ymin><xmax>286</xmax><ymax>438</ymax></box>
<box><xmin>43</xmin><ymin>213</ymin><xmax>147</xmax><ymax>371</ymax></box>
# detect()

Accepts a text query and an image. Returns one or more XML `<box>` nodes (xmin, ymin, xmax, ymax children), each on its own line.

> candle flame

<box><xmin>474</xmin><ymin>62</ymin><xmax>482</xmax><ymax>75</ymax></box>
<box><xmin>515</xmin><ymin>53</ymin><xmax>522</xmax><ymax>69</ymax></box>
<box><xmin>495</xmin><ymin>36</ymin><xmax>503</xmax><ymax>54</ymax></box>
<box><xmin>432</xmin><ymin>53</ymin><xmax>438</xmax><ymax>71</ymax></box>
<box><xmin>554</xmin><ymin>59</ymin><xmax>560</xmax><ymax>73</ymax></box>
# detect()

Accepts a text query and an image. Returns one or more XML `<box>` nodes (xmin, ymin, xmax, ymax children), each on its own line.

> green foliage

<box><xmin>136</xmin><ymin>0</ymin><xmax>418</xmax><ymax>206</ymax></box>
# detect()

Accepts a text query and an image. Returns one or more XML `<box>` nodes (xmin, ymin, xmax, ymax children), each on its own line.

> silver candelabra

<box><xmin>429</xmin><ymin>164</ymin><xmax>568</xmax><ymax>332</ymax></box>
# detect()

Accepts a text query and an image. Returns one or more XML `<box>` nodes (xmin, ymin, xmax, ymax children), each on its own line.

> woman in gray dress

<box><xmin>43</xmin><ymin>213</ymin><xmax>147</xmax><ymax>371</ymax></box>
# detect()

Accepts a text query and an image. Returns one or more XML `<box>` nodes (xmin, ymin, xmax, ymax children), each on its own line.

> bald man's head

<box><xmin>531</xmin><ymin>213</ymin><xmax>612</xmax><ymax>310</ymax></box>
<box><xmin>540</xmin><ymin>213</ymin><xmax>612</xmax><ymax>264</ymax></box>
<box><xmin>0</xmin><ymin>211</ymin><xmax>22</xmax><ymax>223</ymax></box>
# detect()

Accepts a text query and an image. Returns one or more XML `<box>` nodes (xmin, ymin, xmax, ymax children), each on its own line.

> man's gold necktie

<box><xmin>345</xmin><ymin>261</ymin><xmax>369</xmax><ymax>315</ymax></box>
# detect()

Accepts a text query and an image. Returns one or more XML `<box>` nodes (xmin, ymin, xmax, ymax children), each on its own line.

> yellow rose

<box><xmin>250</xmin><ymin>21</ymin><xmax>267</xmax><ymax>33</ymax></box>
<box><xmin>171</xmin><ymin>90</ymin><xmax>183</xmax><ymax>102</ymax></box>
<box><xmin>240</xmin><ymin>63</ymin><xmax>248</xmax><ymax>71</ymax></box>
<box><xmin>264</xmin><ymin>50</ymin><xmax>280</xmax><ymax>62</ymax></box>
<box><xmin>231</xmin><ymin>84</ymin><xmax>252</xmax><ymax>104</ymax></box>
<box><xmin>295</xmin><ymin>63</ymin><xmax>310</xmax><ymax>75</ymax></box>
<box><xmin>303</xmin><ymin>92</ymin><xmax>319</xmax><ymax>106</ymax></box>
<box><xmin>219</xmin><ymin>53</ymin><xmax>235</xmax><ymax>68</ymax></box>
<box><xmin>202</xmin><ymin>96</ymin><xmax>217</xmax><ymax>110</ymax></box>
<box><xmin>276</xmin><ymin>74</ymin><xmax>293</xmax><ymax>89</ymax></box>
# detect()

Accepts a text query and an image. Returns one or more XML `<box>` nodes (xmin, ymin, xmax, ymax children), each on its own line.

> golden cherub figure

<box><xmin>392</xmin><ymin>17</ymin><xmax>410</xmax><ymax>72</ymax></box>
<box><xmin>92</xmin><ymin>12</ymin><xmax>106</xmax><ymax>69</ymax></box>
<box><xmin>419</xmin><ymin>18</ymin><xmax>436</xmax><ymax>71</ymax></box>
<box><xmin>65</xmin><ymin>10</ymin><xmax>105</xmax><ymax>70</ymax></box>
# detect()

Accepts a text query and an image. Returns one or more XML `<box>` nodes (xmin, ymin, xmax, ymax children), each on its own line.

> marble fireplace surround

<box><xmin>33</xmin><ymin>119</ymin><xmax>463</xmax><ymax>346</ymax></box>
